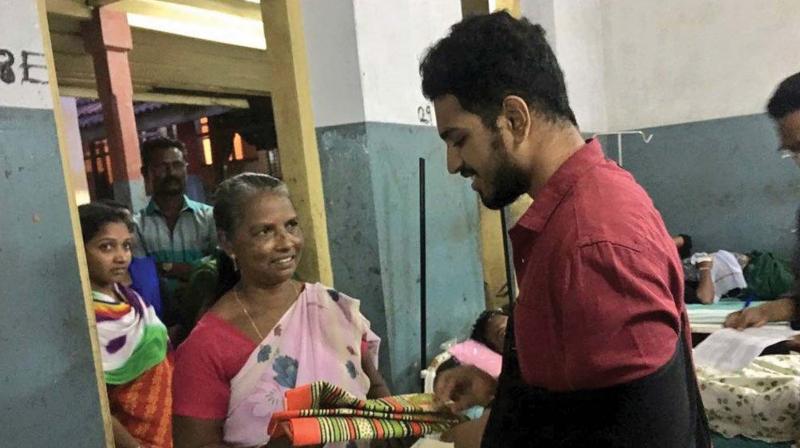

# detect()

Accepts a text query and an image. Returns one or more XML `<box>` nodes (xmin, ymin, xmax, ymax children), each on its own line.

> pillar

<box><xmin>261</xmin><ymin>0</ymin><xmax>334</xmax><ymax>286</ymax></box>
<box><xmin>83</xmin><ymin>7</ymin><xmax>146</xmax><ymax>211</ymax></box>
<box><xmin>0</xmin><ymin>0</ymin><xmax>111</xmax><ymax>445</ymax></box>
<box><xmin>60</xmin><ymin>96</ymin><xmax>92</xmax><ymax>205</ymax></box>
<box><xmin>300</xmin><ymin>0</ymin><xmax>486</xmax><ymax>393</ymax></box>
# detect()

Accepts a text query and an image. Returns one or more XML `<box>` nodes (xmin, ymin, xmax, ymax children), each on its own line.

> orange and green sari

<box><xmin>94</xmin><ymin>283</ymin><xmax>172</xmax><ymax>448</ymax></box>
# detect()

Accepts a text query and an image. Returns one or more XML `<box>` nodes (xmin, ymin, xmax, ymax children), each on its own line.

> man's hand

<box><xmin>785</xmin><ymin>335</ymin><xmax>800</xmax><ymax>352</ymax></box>
<box><xmin>724</xmin><ymin>307</ymin><xmax>771</xmax><ymax>330</ymax></box>
<box><xmin>434</xmin><ymin>365</ymin><xmax>496</xmax><ymax>413</ymax></box>
<box><xmin>440</xmin><ymin>411</ymin><xmax>490</xmax><ymax>448</ymax></box>
<box><xmin>158</xmin><ymin>262</ymin><xmax>193</xmax><ymax>281</ymax></box>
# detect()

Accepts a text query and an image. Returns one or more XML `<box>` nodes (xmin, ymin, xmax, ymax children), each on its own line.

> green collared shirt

<box><xmin>132</xmin><ymin>195</ymin><xmax>217</xmax><ymax>265</ymax></box>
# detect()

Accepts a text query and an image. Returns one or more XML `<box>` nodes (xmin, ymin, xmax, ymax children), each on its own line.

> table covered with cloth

<box><xmin>268</xmin><ymin>382</ymin><xmax>462</xmax><ymax>446</ymax></box>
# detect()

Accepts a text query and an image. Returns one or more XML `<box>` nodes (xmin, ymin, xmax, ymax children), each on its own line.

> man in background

<box><xmin>725</xmin><ymin>72</ymin><xmax>800</xmax><ymax>337</ymax></box>
<box><xmin>134</xmin><ymin>136</ymin><xmax>216</xmax><ymax>342</ymax></box>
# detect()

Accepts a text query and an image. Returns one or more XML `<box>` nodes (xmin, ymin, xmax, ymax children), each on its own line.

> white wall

<box><xmin>354</xmin><ymin>0</ymin><xmax>462</xmax><ymax>126</ymax></box>
<box><xmin>305</xmin><ymin>0</ymin><xmax>800</xmax><ymax>130</ymax></box>
<box><xmin>602</xmin><ymin>0</ymin><xmax>800</xmax><ymax>129</ymax></box>
<box><xmin>552</xmin><ymin>0</ymin><xmax>608</xmax><ymax>132</ymax></box>
<box><xmin>542</xmin><ymin>0</ymin><xmax>800</xmax><ymax>131</ymax></box>
<box><xmin>301</xmin><ymin>0</ymin><xmax>366</xmax><ymax>128</ymax></box>
<box><xmin>0</xmin><ymin>0</ymin><xmax>52</xmax><ymax>110</ymax></box>
<box><xmin>521</xmin><ymin>0</ymin><xmax>557</xmax><ymax>53</ymax></box>
<box><xmin>302</xmin><ymin>0</ymin><xmax>462</xmax><ymax>128</ymax></box>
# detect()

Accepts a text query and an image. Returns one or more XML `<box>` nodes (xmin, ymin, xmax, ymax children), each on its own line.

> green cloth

<box><xmin>743</xmin><ymin>251</ymin><xmax>794</xmax><ymax>300</ymax></box>
<box><xmin>104</xmin><ymin>323</ymin><xmax>169</xmax><ymax>385</ymax></box>
<box><xmin>181</xmin><ymin>254</ymin><xmax>219</xmax><ymax>326</ymax></box>
<box><xmin>712</xmin><ymin>433</ymin><xmax>790</xmax><ymax>448</ymax></box>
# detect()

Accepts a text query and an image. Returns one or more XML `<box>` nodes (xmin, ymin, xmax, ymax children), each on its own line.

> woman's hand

<box><xmin>724</xmin><ymin>307</ymin><xmax>770</xmax><ymax>330</ymax></box>
<box><xmin>362</xmin><ymin>349</ymin><xmax>391</xmax><ymax>399</ymax></box>
<box><xmin>724</xmin><ymin>298</ymin><xmax>797</xmax><ymax>330</ymax></box>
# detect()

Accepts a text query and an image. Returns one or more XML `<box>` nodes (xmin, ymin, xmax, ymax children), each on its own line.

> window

<box><xmin>200</xmin><ymin>117</ymin><xmax>213</xmax><ymax>165</ymax></box>
<box><xmin>199</xmin><ymin>117</ymin><xmax>245</xmax><ymax>164</ymax></box>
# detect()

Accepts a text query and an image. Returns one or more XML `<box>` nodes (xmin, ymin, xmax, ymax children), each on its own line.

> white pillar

<box><xmin>60</xmin><ymin>96</ymin><xmax>91</xmax><ymax>205</ymax></box>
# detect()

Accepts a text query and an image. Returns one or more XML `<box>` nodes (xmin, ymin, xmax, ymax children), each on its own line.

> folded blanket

<box><xmin>268</xmin><ymin>381</ymin><xmax>462</xmax><ymax>446</ymax></box>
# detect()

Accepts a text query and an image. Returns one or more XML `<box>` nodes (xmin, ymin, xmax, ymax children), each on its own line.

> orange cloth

<box><xmin>269</xmin><ymin>382</ymin><xmax>461</xmax><ymax>446</ymax></box>
<box><xmin>108</xmin><ymin>357</ymin><xmax>173</xmax><ymax>448</ymax></box>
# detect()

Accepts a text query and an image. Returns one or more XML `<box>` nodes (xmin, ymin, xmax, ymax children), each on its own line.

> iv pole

<box><xmin>592</xmin><ymin>131</ymin><xmax>653</xmax><ymax>167</ymax></box>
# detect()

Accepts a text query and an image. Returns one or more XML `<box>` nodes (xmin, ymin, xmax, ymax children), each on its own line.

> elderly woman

<box><xmin>173</xmin><ymin>173</ymin><xmax>390</xmax><ymax>448</ymax></box>
<box><xmin>79</xmin><ymin>203</ymin><xmax>173</xmax><ymax>448</ymax></box>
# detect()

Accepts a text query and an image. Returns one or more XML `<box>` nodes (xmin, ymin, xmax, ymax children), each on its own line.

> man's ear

<box><xmin>500</xmin><ymin>96</ymin><xmax>531</xmax><ymax>144</ymax></box>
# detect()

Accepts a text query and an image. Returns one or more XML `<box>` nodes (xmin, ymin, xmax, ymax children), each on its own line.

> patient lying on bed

<box><xmin>432</xmin><ymin>310</ymin><xmax>507</xmax><ymax>383</ymax></box>
<box><xmin>683</xmin><ymin>250</ymin><xmax>749</xmax><ymax>304</ymax></box>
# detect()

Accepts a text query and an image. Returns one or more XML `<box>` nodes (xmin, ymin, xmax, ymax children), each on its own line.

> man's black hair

<box><xmin>767</xmin><ymin>72</ymin><xmax>800</xmax><ymax>120</ymax></box>
<box><xmin>677</xmin><ymin>233</ymin><xmax>693</xmax><ymax>260</ymax></box>
<box><xmin>140</xmin><ymin>136</ymin><xmax>186</xmax><ymax>169</ymax></box>
<box><xmin>470</xmin><ymin>309</ymin><xmax>508</xmax><ymax>348</ymax></box>
<box><xmin>420</xmin><ymin>11</ymin><xmax>576</xmax><ymax>128</ymax></box>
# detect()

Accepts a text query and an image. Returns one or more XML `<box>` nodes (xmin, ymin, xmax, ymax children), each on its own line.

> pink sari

<box><xmin>223</xmin><ymin>283</ymin><xmax>380</xmax><ymax>447</ymax></box>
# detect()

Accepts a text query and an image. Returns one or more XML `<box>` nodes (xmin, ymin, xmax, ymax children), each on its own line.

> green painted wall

<box><xmin>620</xmin><ymin>114</ymin><xmax>798</xmax><ymax>258</ymax></box>
<box><xmin>0</xmin><ymin>106</ymin><xmax>106</xmax><ymax>446</ymax></box>
<box><xmin>319</xmin><ymin>122</ymin><xmax>485</xmax><ymax>393</ymax></box>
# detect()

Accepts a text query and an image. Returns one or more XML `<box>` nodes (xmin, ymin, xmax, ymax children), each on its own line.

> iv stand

<box><xmin>592</xmin><ymin>131</ymin><xmax>653</xmax><ymax>167</ymax></box>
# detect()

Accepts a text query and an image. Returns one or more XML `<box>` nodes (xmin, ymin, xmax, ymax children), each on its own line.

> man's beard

<box><xmin>156</xmin><ymin>176</ymin><xmax>185</xmax><ymax>196</ymax></box>
<box><xmin>480</xmin><ymin>133</ymin><xmax>529</xmax><ymax>210</ymax></box>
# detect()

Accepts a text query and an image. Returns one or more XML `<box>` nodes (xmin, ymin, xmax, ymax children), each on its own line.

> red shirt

<box><xmin>173</xmin><ymin>311</ymin><xmax>374</xmax><ymax>419</ymax></box>
<box><xmin>510</xmin><ymin>139</ymin><xmax>684</xmax><ymax>391</ymax></box>
<box><xmin>173</xmin><ymin>313</ymin><xmax>256</xmax><ymax>419</ymax></box>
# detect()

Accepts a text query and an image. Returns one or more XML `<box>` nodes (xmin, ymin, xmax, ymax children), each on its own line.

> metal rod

<box><xmin>419</xmin><ymin>157</ymin><xmax>427</xmax><ymax>388</ymax></box>
<box><xmin>592</xmin><ymin>130</ymin><xmax>654</xmax><ymax>168</ymax></box>
<box><xmin>500</xmin><ymin>206</ymin><xmax>516</xmax><ymax>309</ymax></box>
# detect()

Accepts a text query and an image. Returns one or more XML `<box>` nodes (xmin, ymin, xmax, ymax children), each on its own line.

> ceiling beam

<box><xmin>160</xmin><ymin>0</ymin><xmax>262</xmax><ymax>21</ymax></box>
<box><xmin>87</xmin><ymin>0</ymin><xmax>125</xmax><ymax>5</ymax></box>
<box><xmin>50</xmin><ymin>17</ymin><xmax>272</xmax><ymax>95</ymax></box>
<box><xmin>101</xmin><ymin>0</ymin><xmax>265</xmax><ymax>48</ymax></box>
<box><xmin>46</xmin><ymin>0</ymin><xmax>91</xmax><ymax>18</ymax></box>
<box><xmin>60</xmin><ymin>86</ymin><xmax>251</xmax><ymax>108</ymax></box>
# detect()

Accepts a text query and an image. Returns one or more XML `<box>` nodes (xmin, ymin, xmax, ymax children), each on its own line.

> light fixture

<box><xmin>118</xmin><ymin>0</ymin><xmax>266</xmax><ymax>49</ymax></box>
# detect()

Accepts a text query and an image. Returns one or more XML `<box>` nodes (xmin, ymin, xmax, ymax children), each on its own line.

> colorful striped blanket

<box><xmin>268</xmin><ymin>382</ymin><xmax>462</xmax><ymax>446</ymax></box>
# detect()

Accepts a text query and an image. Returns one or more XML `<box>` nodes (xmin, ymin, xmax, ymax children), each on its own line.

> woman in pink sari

<box><xmin>173</xmin><ymin>173</ymin><xmax>390</xmax><ymax>448</ymax></box>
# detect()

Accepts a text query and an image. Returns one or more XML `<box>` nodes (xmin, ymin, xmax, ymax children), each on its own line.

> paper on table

<box><xmin>693</xmin><ymin>326</ymin><xmax>800</xmax><ymax>372</ymax></box>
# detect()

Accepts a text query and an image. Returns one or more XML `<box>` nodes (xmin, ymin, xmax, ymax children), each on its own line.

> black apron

<box><xmin>481</xmin><ymin>315</ymin><xmax>711</xmax><ymax>448</ymax></box>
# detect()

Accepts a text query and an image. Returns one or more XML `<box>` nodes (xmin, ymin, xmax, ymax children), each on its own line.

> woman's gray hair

<box><xmin>213</xmin><ymin>172</ymin><xmax>290</xmax><ymax>237</ymax></box>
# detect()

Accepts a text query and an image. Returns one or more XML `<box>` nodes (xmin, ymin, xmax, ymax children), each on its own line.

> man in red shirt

<box><xmin>420</xmin><ymin>12</ymin><xmax>710</xmax><ymax>447</ymax></box>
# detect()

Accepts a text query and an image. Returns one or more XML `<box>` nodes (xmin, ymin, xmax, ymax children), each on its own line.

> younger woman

<box><xmin>79</xmin><ymin>202</ymin><xmax>173</xmax><ymax>448</ymax></box>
